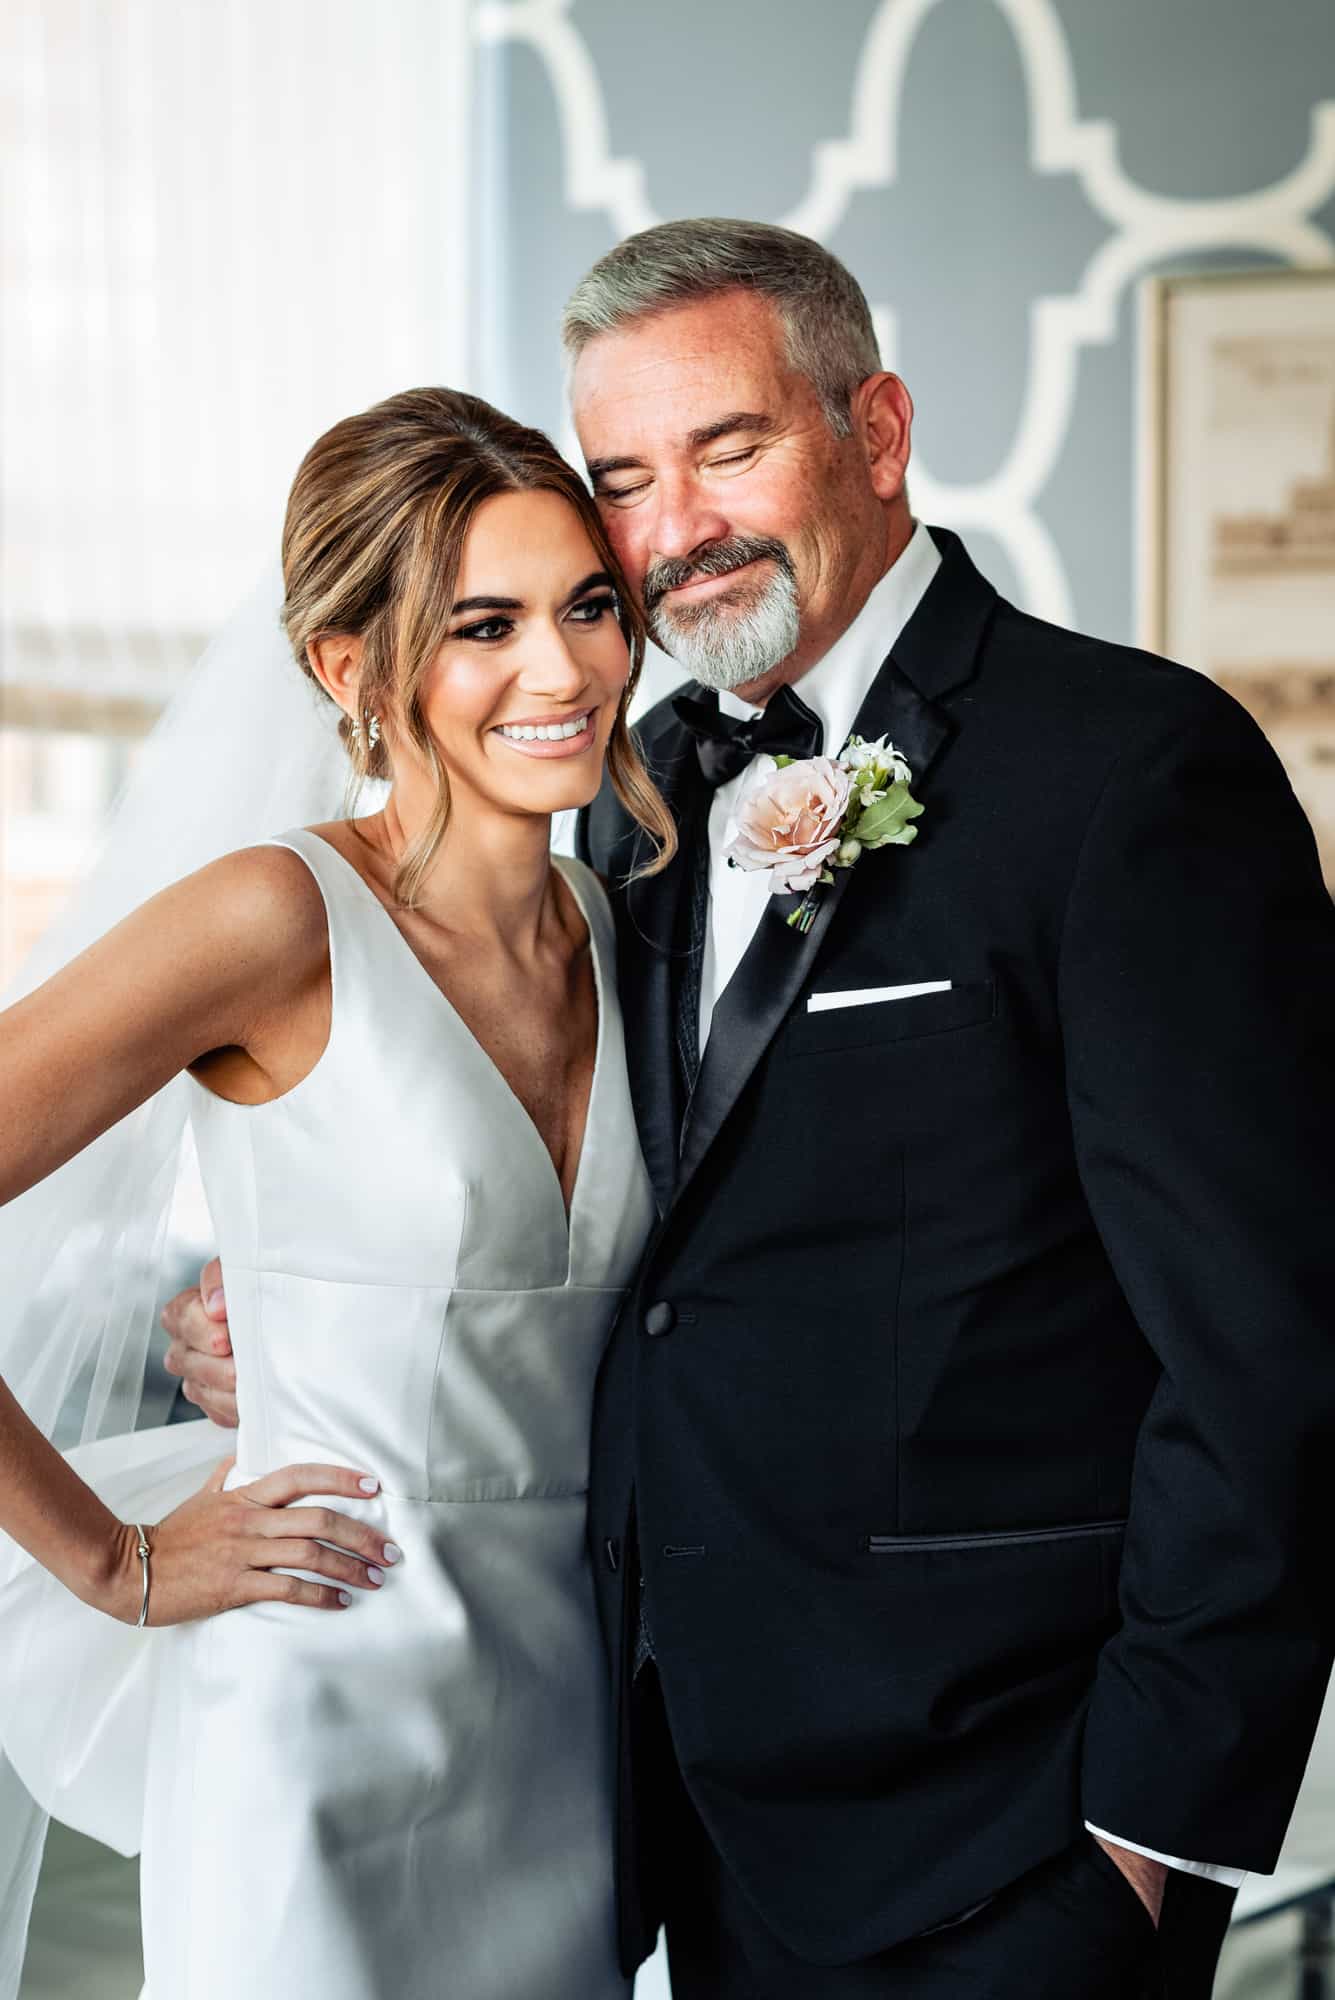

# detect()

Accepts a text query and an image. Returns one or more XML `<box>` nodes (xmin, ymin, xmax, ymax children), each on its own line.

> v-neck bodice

<box><xmin>300</xmin><ymin>830</ymin><xmax>605</xmax><ymax>1240</ymax></box>
<box><xmin>185</xmin><ymin>827</ymin><xmax>655</xmax><ymax>1504</ymax></box>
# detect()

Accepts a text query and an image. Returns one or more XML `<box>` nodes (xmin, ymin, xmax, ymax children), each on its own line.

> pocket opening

<box><xmin>864</xmin><ymin>1518</ymin><xmax>1127</xmax><ymax>1555</ymax></box>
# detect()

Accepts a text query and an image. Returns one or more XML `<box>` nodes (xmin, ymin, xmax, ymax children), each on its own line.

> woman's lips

<box><xmin>492</xmin><ymin>709</ymin><xmax>599</xmax><ymax>759</ymax></box>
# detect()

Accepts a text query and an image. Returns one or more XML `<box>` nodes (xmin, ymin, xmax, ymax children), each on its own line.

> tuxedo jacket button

<box><xmin>644</xmin><ymin>1300</ymin><xmax>677</xmax><ymax>1337</ymax></box>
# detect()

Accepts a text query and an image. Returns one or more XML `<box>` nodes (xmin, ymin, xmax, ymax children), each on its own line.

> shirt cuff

<box><xmin>1083</xmin><ymin>1823</ymin><xmax>1247</xmax><ymax>1889</ymax></box>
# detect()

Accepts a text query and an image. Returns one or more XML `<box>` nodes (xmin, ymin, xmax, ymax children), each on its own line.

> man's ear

<box><xmin>305</xmin><ymin>633</ymin><xmax>365</xmax><ymax>718</ymax></box>
<box><xmin>851</xmin><ymin>372</ymin><xmax>913</xmax><ymax>503</ymax></box>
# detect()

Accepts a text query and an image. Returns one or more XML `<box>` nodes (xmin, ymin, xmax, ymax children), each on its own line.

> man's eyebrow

<box><xmin>586</xmin><ymin>454</ymin><xmax>646</xmax><ymax>482</ymax></box>
<box><xmin>686</xmin><ymin>411</ymin><xmax>776</xmax><ymax>450</ymax></box>
<box><xmin>586</xmin><ymin>413</ymin><xmax>776</xmax><ymax>483</ymax></box>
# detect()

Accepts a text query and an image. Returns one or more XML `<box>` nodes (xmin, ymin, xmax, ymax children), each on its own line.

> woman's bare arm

<box><xmin>0</xmin><ymin>847</ymin><xmax>394</xmax><ymax>1622</ymax></box>
<box><xmin>0</xmin><ymin>845</ymin><xmax>328</xmax><ymax>1205</ymax></box>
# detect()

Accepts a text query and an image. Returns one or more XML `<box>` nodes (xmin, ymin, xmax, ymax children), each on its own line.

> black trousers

<box><xmin>633</xmin><ymin>1669</ymin><xmax>1236</xmax><ymax>1998</ymax></box>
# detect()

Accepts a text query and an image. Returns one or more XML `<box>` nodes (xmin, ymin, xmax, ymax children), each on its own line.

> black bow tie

<box><xmin>671</xmin><ymin>682</ymin><xmax>824</xmax><ymax>789</ymax></box>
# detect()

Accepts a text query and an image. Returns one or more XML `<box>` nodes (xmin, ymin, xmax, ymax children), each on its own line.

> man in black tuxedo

<box><xmin>562</xmin><ymin>219</ymin><xmax>1335</xmax><ymax>1996</ymax></box>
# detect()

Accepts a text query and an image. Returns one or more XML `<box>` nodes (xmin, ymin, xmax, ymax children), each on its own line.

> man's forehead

<box><xmin>569</xmin><ymin>302</ymin><xmax>789</xmax><ymax>453</ymax></box>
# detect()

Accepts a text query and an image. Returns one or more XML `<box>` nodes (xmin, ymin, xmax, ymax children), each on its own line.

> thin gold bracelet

<box><xmin>133</xmin><ymin>1523</ymin><xmax>152</xmax><ymax>1629</ymax></box>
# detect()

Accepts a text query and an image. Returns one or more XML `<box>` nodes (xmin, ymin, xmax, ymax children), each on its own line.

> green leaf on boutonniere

<box><xmin>848</xmin><ymin>780</ymin><xmax>925</xmax><ymax>849</ymax></box>
<box><xmin>772</xmin><ymin>754</ymin><xmax>794</xmax><ymax>769</ymax></box>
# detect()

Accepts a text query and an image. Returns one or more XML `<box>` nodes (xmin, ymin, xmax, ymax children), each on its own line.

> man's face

<box><xmin>571</xmin><ymin>289</ymin><xmax>895</xmax><ymax>695</ymax></box>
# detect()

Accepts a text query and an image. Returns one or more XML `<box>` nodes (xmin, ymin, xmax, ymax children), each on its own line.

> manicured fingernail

<box><xmin>382</xmin><ymin>1542</ymin><xmax>402</xmax><ymax>1565</ymax></box>
<box><xmin>358</xmin><ymin>1476</ymin><xmax>380</xmax><ymax>1494</ymax></box>
<box><xmin>205</xmin><ymin>1288</ymin><xmax>225</xmax><ymax>1313</ymax></box>
<box><xmin>367</xmin><ymin>1566</ymin><xmax>385</xmax><ymax>1586</ymax></box>
<box><xmin>338</xmin><ymin>1591</ymin><xmax>352</xmax><ymax>1607</ymax></box>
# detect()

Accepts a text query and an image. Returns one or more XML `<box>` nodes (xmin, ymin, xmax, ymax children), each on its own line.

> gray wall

<box><xmin>468</xmin><ymin>0</ymin><xmax>1335</xmax><ymax>664</ymax></box>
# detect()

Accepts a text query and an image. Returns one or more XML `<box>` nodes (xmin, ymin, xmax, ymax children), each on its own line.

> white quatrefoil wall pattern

<box><xmin>470</xmin><ymin>0</ymin><xmax>1335</xmax><ymax>661</ymax></box>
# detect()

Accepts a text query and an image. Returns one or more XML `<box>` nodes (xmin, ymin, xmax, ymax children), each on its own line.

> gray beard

<box><xmin>649</xmin><ymin>565</ymin><xmax>801</xmax><ymax>691</ymax></box>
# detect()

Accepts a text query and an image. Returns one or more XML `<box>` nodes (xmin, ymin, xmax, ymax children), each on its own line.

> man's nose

<box><xmin>646</xmin><ymin>473</ymin><xmax>731</xmax><ymax>564</ymax></box>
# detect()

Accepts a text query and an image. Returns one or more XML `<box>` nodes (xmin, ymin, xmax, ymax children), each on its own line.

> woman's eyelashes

<box><xmin>455</xmin><ymin>615</ymin><xmax>514</xmax><ymax>643</ymax></box>
<box><xmin>567</xmin><ymin>591</ymin><xmax>618</xmax><ymax>625</ymax></box>
<box><xmin>453</xmin><ymin>593</ymin><xmax>617</xmax><ymax>645</ymax></box>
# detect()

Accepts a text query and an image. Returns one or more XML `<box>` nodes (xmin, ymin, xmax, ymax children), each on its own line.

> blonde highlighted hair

<box><xmin>281</xmin><ymin>386</ymin><xmax>675</xmax><ymax>905</ymax></box>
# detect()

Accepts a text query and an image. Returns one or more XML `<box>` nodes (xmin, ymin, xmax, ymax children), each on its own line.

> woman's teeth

<box><xmin>498</xmin><ymin>713</ymin><xmax>590</xmax><ymax>742</ymax></box>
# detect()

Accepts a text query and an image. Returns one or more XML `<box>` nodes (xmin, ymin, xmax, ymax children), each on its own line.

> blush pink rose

<box><xmin>724</xmin><ymin>754</ymin><xmax>852</xmax><ymax>894</ymax></box>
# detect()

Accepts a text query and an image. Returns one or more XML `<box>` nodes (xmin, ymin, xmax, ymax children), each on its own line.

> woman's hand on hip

<box><xmin>104</xmin><ymin>1459</ymin><xmax>400</xmax><ymax>1624</ymax></box>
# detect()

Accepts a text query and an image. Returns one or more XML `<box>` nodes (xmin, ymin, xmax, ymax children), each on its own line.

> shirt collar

<box><xmin>717</xmin><ymin>520</ymin><xmax>941</xmax><ymax>757</ymax></box>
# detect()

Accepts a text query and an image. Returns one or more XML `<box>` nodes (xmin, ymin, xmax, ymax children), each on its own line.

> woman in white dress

<box><xmin>0</xmin><ymin>388</ymin><xmax>672</xmax><ymax>1997</ymax></box>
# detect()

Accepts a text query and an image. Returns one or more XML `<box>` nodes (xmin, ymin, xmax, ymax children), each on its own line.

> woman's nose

<box><xmin>516</xmin><ymin>622</ymin><xmax>591</xmax><ymax>697</ymax></box>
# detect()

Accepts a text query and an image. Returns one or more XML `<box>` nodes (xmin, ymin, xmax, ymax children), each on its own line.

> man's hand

<box><xmin>1093</xmin><ymin>1835</ymin><xmax>1166</xmax><ymax>1929</ymax></box>
<box><xmin>161</xmin><ymin>1256</ymin><xmax>239</xmax><ymax>1428</ymax></box>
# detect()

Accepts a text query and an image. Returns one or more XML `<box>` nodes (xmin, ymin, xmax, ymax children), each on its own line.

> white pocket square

<box><xmin>807</xmin><ymin>981</ymin><xmax>952</xmax><ymax>1014</ymax></box>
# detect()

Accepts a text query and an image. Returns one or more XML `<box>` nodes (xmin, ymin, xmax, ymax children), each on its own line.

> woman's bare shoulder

<box><xmin>151</xmin><ymin>843</ymin><xmax>330</xmax><ymax>976</ymax></box>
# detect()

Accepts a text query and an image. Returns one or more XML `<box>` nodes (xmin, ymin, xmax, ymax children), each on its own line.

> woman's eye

<box><xmin>569</xmin><ymin>593</ymin><xmax>618</xmax><ymax>624</ymax></box>
<box><xmin>457</xmin><ymin>616</ymin><xmax>513</xmax><ymax>642</ymax></box>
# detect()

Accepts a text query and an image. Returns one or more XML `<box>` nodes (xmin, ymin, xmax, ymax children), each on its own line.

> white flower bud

<box><xmin>836</xmin><ymin>837</ymin><xmax>863</xmax><ymax>867</ymax></box>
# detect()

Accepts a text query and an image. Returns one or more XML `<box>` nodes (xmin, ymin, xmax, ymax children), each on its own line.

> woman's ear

<box><xmin>306</xmin><ymin>633</ymin><xmax>365</xmax><ymax>718</ymax></box>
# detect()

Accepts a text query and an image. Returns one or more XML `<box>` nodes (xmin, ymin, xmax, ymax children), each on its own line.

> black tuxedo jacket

<box><xmin>576</xmin><ymin>527</ymin><xmax>1335</xmax><ymax>1969</ymax></box>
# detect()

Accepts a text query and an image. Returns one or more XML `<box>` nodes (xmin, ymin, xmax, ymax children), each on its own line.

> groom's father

<box><xmin>565</xmin><ymin>221</ymin><xmax>1335</xmax><ymax>1997</ymax></box>
<box><xmin>168</xmin><ymin>222</ymin><xmax>1335</xmax><ymax>1995</ymax></box>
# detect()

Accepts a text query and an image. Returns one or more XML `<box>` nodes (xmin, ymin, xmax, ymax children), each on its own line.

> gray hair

<box><xmin>561</xmin><ymin>218</ymin><xmax>881</xmax><ymax>438</ymax></box>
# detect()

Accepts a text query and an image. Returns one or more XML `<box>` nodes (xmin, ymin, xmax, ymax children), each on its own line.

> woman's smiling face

<box><xmin>412</xmin><ymin>487</ymin><xmax>631</xmax><ymax>821</ymax></box>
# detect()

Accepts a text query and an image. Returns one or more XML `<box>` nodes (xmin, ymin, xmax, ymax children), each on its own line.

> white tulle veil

<box><xmin>0</xmin><ymin>567</ymin><xmax>365</xmax><ymax>1995</ymax></box>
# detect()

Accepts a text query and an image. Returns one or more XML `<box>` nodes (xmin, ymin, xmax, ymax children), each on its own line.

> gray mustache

<box><xmin>644</xmin><ymin>536</ymin><xmax>795</xmax><ymax>614</ymax></box>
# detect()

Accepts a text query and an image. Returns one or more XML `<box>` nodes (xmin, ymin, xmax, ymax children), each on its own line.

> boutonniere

<box><xmin>723</xmin><ymin>734</ymin><xmax>925</xmax><ymax>933</ymax></box>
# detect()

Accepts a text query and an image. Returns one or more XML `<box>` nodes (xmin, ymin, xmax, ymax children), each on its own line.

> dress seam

<box><xmin>377</xmin><ymin>1489</ymin><xmax>591</xmax><ymax>1504</ymax></box>
<box><xmin>213</xmin><ymin>1268</ymin><xmax>629</xmax><ymax>1296</ymax></box>
<box><xmin>425</xmin><ymin>1183</ymin><xmax>468</xmax><ymax>1474</ymax></box>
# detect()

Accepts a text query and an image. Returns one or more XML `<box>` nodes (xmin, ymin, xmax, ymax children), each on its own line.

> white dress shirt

<box><xmin>698</xmin><ymin>521</ymin><xmax>941</xmax><ymax>1051</ymax></box>
<box><xmin>691</xmin><ymin>519</ymin><xmax>1246</xmax><ymax>1891</ymax></box>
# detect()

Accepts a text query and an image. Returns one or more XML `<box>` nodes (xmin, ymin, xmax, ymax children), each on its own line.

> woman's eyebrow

<box><xmin>561</xmin><ymin>570</ymin><xmax>614</xmax><ymax>606</ymax></box>
<box><xmin>451</xmin><ymin>593</ymin><xmax>524</xmax><ymax>615</ymax></box>
<box><xmin>450</xmin><ymin>572</ymin><xmax>612</xmax><ymax>618</ymax></box>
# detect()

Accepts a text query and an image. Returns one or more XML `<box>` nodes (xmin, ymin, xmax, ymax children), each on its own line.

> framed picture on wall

<box><xmin>1139</xmin><ymin>265</ymin><xmax>1335</xmax><ymax>887</ymax></box>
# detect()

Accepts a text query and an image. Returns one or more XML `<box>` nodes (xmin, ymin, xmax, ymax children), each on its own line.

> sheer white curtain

<box><xmin>0</xmin><ymin>0</ymin><xmax>473</xmax><ymax>975</ymax></box>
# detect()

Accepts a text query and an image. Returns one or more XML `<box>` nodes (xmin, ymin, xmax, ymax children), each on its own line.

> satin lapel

<box><xmin>615</xmin><ymin>729</ymin><xmax>711</xmax><ymax>1215</ymax></box>
<box><xmin>673</xmin><ymin>526</ymin><xmax>997</xmax><ymax>1209</ymax></box>
<box><xmin>674</xmin><ymin>656</ymin><xmax>948</xmax><ymax>1201</ymax></box>
<box><xmin>675</xmin><ymin>844</ymin><xmax>855</xmax><ymax>1199</ymax></box>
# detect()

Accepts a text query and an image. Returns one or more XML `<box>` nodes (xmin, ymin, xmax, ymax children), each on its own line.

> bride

<box><xmin>0</xmin><ymin>387</ymin><xmax>672</xmax><ymax>1997</ymax></box>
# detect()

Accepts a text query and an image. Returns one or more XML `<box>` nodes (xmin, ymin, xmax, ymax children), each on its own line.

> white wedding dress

<box><xmin>0</xmin><ymin>831</ymin><xmax>654</xmax><ymax>1999</ymax></box>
